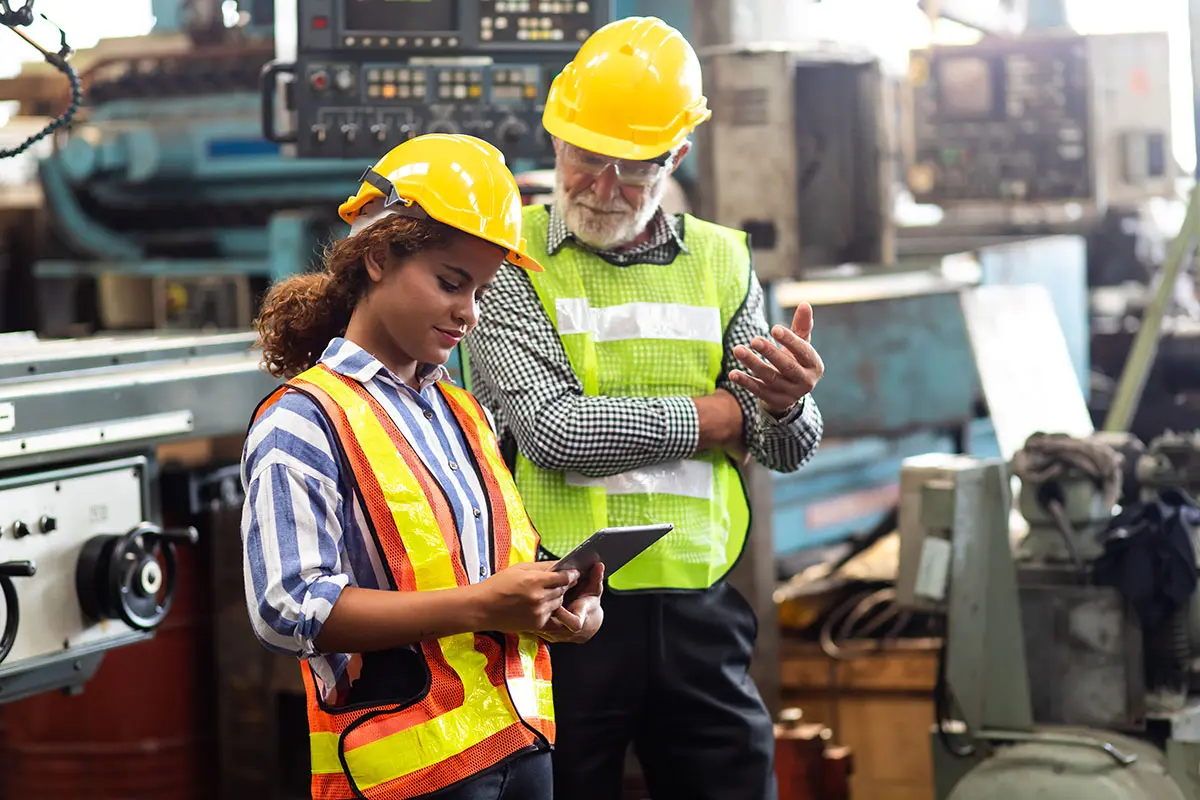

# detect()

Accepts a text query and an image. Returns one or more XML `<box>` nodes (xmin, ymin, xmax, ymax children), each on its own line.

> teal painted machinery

<box><xmin>31</xmin><ymin>0</ymin><xmax>614</xmax><ymax>331</ymax></box>
<box><xmin>31</xmin><ymin>0</ymin><xmax>359</xmax><ymax>325</ymax></box>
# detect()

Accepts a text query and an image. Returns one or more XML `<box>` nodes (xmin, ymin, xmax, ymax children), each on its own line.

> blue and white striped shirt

<box><xmin>240</xmin><ymin>338</ymin><xmax>493</xmax><ymax>702</ymax></box>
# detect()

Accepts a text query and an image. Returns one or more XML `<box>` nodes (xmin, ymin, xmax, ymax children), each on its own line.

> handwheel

<box><xmin>76</xmin><ymin>522</ymin><xmax>199</xmax><ymax>632</ymax></box>
<box><xmin>0</xmin><ymin>560</ymin><xmax>36</xmax><ymax>664</ymax></box>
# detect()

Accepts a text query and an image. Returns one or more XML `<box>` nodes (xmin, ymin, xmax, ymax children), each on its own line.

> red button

<box><xmin>312</xmin><ymin>15</ymin><xmax>328</xmax><ymax>30</ymax></box>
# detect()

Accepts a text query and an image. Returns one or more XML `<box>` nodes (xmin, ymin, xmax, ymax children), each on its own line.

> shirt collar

<box><xmin>319</xmin><ymin>337</ymin><xmax>450</xmax><ymax>392</ymax></box>
<box><xmin>545</xmin><ymin>202</ymin><xmax>689</xmax><ymax>257</ymax></box>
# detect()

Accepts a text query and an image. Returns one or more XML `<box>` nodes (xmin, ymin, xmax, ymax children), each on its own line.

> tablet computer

<box><xmin>551</xmin><ymin>523</ymin><xmax>675</xmax><ymax>576</ymax></box>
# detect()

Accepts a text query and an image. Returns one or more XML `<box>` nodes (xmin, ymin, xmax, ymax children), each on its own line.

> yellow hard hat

<box><xmin>338</xmin><ymin>133</ymin><xmax>542</xmax><ymax>272</ymax></box>
<box><xmin>542</xmin><ymin>16</ymin><xmax>711</xmax><ymax>161</ymax></box>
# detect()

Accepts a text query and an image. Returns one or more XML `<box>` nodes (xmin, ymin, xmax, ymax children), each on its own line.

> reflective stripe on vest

<box><xmin>254</xmin><ymin>365</ymin><xmax>554</xmax><ymax>799</ymax></box>
<box><xmin>514</xmin><ymin>205</ymin><xmax>752</xmax><ymax>591</ymax></box>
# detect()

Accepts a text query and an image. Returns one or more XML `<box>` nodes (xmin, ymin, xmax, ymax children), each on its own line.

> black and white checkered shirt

<box><xmin>465</xmin><ymin>203</ymin><xmax>823</xmax><ymax>478</ymax></box>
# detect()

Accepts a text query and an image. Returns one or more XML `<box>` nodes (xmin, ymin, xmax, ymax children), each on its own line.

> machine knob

<box><xmin>311</xmin><ymin>124</ymin><xmax>328</xmax><ymax>144</ymax></box>
<box><xmin>497</xmin><ymin>117</ymin><xmax>529</xmax><ymax>147</ymax></box>
<box><xmin>0</xmin><ymin>560</ymin><xmax>36</xmax><ymax>665</ymax></box>
<box><xmin>370</xmin><ymin>123</ymin><xmax>388</xmax><ymax>143</ymax></box>
<box><xmin>76</xmin><ymin>522</ymin><xmax>199</xmax><ymax>632</ymax></box>
<box><xmin>341</xmin><ymin>123</ymin><xmax>359</xmax><ymax>144</ymax></box>
<box><xmin>335</xmin><ymin>68</ymin><xmax>355</xmax><ymax>92</ymax></box>
<box><xmin>38</xmin><ymin>515</ymin><xmax>57</xmax><ymax>534</ymax></box>
<box><xmin>425</xmin><ymin>120</ymin><xmax>460</xmax><ymax>135</ymax></box>
<box><xmin>309</xmin><ymin>69</ymin><xmax>330</xmax><ymax>91</ymax></box>
<box><xmin>10</xmin><ymin>520</ymin><xmax>30</xmax><ymax>539</ymax></box>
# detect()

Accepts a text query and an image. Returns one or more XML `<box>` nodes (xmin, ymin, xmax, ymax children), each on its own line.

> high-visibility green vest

<box><xmin>515</xmin><ymin>204</ymin><xmax>752</xmax><ymax>591</ymax></box>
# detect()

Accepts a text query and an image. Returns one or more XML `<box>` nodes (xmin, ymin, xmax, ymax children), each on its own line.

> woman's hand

<box><xmin>537</xmin><ymin>563</ymin><xmax>605</xmax><ymax>644</ymax></box>
<box><xmin>475</xmin><ymin>562</ymin><xmax>579</xmax><ymax>632</ymax></box>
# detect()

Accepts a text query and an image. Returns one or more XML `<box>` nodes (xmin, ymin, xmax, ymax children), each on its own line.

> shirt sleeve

<box><xmin>719</xmin><ymin>271</ymin><xmax>824</xmax><ymax>473</ymax></box>
<box><xmin>466</xmin><ymin>264</ymin><xmax>700</xmax><ymax>479</ymax></box>
<box><xmin>240</xmin><ymin>390</ymin><xmax>352</xmax><ymax>659</ymax></box>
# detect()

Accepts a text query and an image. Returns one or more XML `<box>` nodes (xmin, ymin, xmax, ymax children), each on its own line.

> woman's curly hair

<box><xmin>255</xmin><ymin>213</ymin><xmax>456</xmax><ymax>379</ymax></box>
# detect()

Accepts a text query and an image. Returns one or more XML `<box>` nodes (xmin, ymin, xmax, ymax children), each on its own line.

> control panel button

<box><xmin>310</xmin><ymin>70</ymin><xmax>329</xmax><ymax>91</ymax></box>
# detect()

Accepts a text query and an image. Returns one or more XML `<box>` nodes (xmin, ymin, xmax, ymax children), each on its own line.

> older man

<box><xmin>465</xmin><ymin>16</ymin><xmax>825</xmax><ymax>800</ymax></box>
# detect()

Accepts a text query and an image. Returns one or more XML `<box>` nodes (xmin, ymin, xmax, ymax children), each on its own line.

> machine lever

<box><xmin>0</xmin><ymin>560</ymin><xmax>36</xmax><ymax>578</ymax></box>
<box><xmin>0</xmin><ymin>559</ymin><xmax>36</xmax><ymax>665</ymax></box>
<box><xmin>976</xmin><ymin>729</ymin><xmax>1138</xmax><ymax>766</ymax></box>
<box><xmin>260</xmin><ymin>60</ymin><xmax>298</xmax><ymax>144</ymax></box>
<box><xmin>145</xmin><ymin>526</ymin><xmax>200</xmax><ymax>546</ymax></box>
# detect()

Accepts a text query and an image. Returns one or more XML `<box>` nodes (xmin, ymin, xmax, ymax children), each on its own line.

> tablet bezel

<box><xmin>550</xmin><ymin>523</ymin><xmax>675</xmax><ymax>577</ymax></box>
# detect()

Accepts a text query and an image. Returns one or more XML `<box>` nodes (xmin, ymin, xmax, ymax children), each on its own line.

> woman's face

<box><xmin>363</xmin><ymin>231</ymin><xmax>506</xmax><ymax>372</ymax></box>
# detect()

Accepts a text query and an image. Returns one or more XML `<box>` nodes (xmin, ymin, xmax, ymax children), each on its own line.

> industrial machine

<box><xmin>265</xmin><ymin>0</ymin><xmax>613</xmax><ymax>162</ymax></box>
<box><xmin>895</xmin><ymin>428</ymin><xmax>1200</xmax><ymax>799</ymax></box>
<box><xmin>701</xmin><ymin>43</ymin><xmax>895</xmax><ymax>282</ymax></box>
<box><xmin>695</xmin><ymin>42</ymin><xmax>1100</xmax><ymax>557</ymax></box>
<box><xmin>10</xmin><ymin>0</ymin><xmax>353</xmax><ymax>333</ymax></box>
<box><xmin>0</xmin><ymin>331</ymin><xmax>280</xmax><ymax>702</ymax></box>
<box><xmin>899</xmin><ymin>30</ymin><xmax>1194</xmax><ymax>434</ymax></box>
<box><xmin>11</xmin><ymin>0</ymin><xmax>616</xmax><ymax>332</ymax></box>
<box><xmin>905</xmin><ymin>31</ymin><xmax>1176</xmax><ymax>229</ymax></box>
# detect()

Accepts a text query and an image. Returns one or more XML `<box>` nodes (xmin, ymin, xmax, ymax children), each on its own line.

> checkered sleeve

<box><xmin>718</xmin><ymin>272</ymin><xmax>824</xmax><ymax>473</ymax></box>
<box><xmin>466</xmin><ymin>264</ymin><xmax>700</xmax><ymax>479</ymax></box>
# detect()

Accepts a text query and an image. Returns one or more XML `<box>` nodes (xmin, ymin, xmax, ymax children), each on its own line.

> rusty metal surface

<box><xmin>801</xmin><ymin>287</ymin><xmax>978</xmax><ymax>439</ymax></box>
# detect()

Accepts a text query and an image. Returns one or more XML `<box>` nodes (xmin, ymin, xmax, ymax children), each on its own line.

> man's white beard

<box><xmin>554</xmin><ymin>169</ymin><xmax>668</xmax><ymax>251</ymax></box>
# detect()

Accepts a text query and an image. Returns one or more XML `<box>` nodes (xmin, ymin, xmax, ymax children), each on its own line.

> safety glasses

<box><xmin>560</xmin><ymin>141</ymin><xmax>673</xmax><ymax>187</ymax></box>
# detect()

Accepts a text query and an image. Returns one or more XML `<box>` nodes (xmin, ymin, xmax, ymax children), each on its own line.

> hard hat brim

<box><xmin>506</xmin><ymin>248</ymin><xmax>544</xmax><ymax>273</ymax></box>
<box><xmin>339</xmin><ymin>193</ymin><xmax>544</xmax><ymax>273</ymax></box>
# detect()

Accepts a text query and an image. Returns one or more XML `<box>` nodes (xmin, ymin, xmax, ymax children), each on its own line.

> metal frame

<box><xmin>0</xmin><ymin>332</ymin><xmax>280</xmax><ymax>472</ymax></box>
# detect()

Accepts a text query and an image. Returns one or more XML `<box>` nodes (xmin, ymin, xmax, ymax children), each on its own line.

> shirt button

<box><xmin>448</xmin><ymin>461</ymin><xmax>458</xmax><ymax>471</ymax></box>
<box><xmin>423</xmin><ymin>409</ymin><xmax>434</xmax><ymax>420</ymax></box>
<box><xmin>479</xmin><ymin>566</ymin><xmax>488</xmax><ymax>579</ymax></box>
<box><xmin>473</xmin><ymin>508</ymin><xmax>481</xmax><ymax>518</ymax></box>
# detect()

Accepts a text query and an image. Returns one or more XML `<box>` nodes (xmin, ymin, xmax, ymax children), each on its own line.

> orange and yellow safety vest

<box><xmin>254</xmin><ymin>364</ymin><xmax>555</xmax><ymax>800</ymax></box>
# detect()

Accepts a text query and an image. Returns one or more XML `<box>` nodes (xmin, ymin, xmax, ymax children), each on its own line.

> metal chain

<box><xmin>1</xmin><ymin>5</ymin><xmax>82</xmax><ymax>160</ymax></box>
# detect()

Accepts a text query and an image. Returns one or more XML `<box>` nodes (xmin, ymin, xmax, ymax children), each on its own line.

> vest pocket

<box><xmin>341</xmin><ymin>647</ymin><xmax>431</xmax><ymax>710</ymax></box>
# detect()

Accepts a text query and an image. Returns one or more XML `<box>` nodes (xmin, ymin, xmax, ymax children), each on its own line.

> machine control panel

<box><xmin>294</xmin><ymin>58</ymin><xmax>549</xmax><ymax>159</ymax></box>
<box><xmin>0</xmin><ymin>458</ymin><xmax>196</xmax><ymax>702</ymax></box>
<box><xmin>908</xmin><ymin>37</ymin><xmax>1094</xmax><ymax>204</ymax></box>
<box><xmin>906</xmin><ymin>33</ymin><xmax>1174</xmax><ymax>211</ymax></box>
<box><xmin>299</xmin><ymin>0</ymin><xmax>605</xmax><ymax>53</ymax></box>
<box><xmin>275</xmin><ymin>0</ymin><xmax>615</xmax><ymax>161</ymax></box>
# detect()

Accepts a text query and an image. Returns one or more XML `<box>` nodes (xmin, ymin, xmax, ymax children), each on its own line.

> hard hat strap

<box><xmin>358</xmin><ymin>167</ymin><xmax>429</xmax><ymax>220</ymax></box>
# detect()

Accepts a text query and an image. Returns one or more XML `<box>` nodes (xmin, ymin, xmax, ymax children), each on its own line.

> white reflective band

<box><xmin>555</xmin><ymin>299</ymin><xmax>722</xmax><ymax>344</ymax></box>
<box><xmin>565</xmin><ymin>459</ymin><xmax>714</xmax><ymax>501</ymax></box>
<box><xmin>507</xmin><ymin>677</ymin><xmax>538</xmax><ymax>719</ymax></box>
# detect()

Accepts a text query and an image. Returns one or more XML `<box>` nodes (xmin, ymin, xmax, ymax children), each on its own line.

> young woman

<box><xmin>240</xmin><ymin>134</ymin><xmax>603</xmax><ymax>800</ymax></box>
